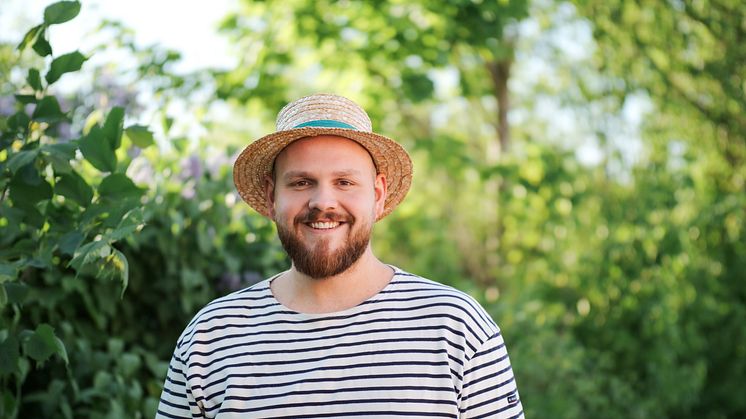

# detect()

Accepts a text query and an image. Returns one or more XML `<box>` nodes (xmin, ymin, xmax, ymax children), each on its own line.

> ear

<box><xmin>373</xmin><ymin>173</ymin><xmax>387</xmax><ymax>220</ymax></box>
<box><xmin>263</xmin><ymin>175</ymin><xmax>276</xmax><ymax>219</ymax></box>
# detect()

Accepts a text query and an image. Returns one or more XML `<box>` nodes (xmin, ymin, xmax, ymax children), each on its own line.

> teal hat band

<box><xmin>292</xmin><ymin>119</ymin><xmax>358</xmax><ymax>130</ymax></box>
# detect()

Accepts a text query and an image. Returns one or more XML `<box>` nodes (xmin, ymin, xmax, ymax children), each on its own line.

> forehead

<box><xmin>274</xmin><ymin>135</ymin><xmax>376</xmax><ymax>175</ymax></box>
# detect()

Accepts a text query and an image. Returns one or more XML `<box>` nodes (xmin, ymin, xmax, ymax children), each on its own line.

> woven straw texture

<box><xmin>233</xmin><ymin>94</ymin><xmax>413</xmax><ymax>220</ymax></box>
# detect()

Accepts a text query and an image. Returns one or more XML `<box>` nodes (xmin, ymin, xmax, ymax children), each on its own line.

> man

<box><xmin>157</xmin><ymin>93</ymin><xmax>523</xmax><ymax>418</ymax></box>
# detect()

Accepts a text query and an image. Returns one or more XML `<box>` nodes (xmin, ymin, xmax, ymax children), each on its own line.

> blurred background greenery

<box><xmin>0</xmin><ymin>0</ymin><xmax>744</xmax><ymax>418</ymax></box>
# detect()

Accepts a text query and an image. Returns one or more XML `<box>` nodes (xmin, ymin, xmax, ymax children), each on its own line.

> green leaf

<box><xmin>14</xmin><ymin>94</ymin><xmax>37</xmax><ymax>104</ymax></box>
<box><xmin>27</xmin><ymin>69</ymin><xmax>43</xmax><ymax>91</ymax></box>
<box><xmin>79</xmin><ymin>125</ymin><xmax>116</xmax><ymax>172</ymax></box>
<box><xmin>58</xmin><ymin>231</ymin><xmax>84</xmax><ymax>256</ymax></box>
<box><xmin>0</xmin><ymin>335</ymin><xmax>20</xmax><ymax>375</ymax></box>
<box><xmin>5</xmin><ymin>150</ymin><xmax>39</xmax><ymax>174</ymax></box>
<box><xmin>0</xmin><ymin>264</ymin><xmax>19</xmax><ymax>283</ymax></box>
<box><xmin>105</xmin><ymin>208</ymin><xmax>144</xmax><ymax>242</ymax></box>
<box><xmin>17</xmin><ymin>24</ymin><xmax>44</xmax><ymax>51</ymax></box>
<box><xmin>103</xmin><ymin>107</ymin><xmax>125</xmax><ymax>150</ymax></box>
<box><xmin>4</xmin><ymin>282</ymin><xmax>29</xmax><ymax>304</ymax></box>
<box><xmin>45</xmin><ymin>51</ymin><xmax>86</xmax><ymax>84</ymax></box>
<box><xmin>32</xmin><ymin>96</ymin><xmax>65</xmax><ymax>122</ymax></box>
<box><xmin>56</xmin><ymin>172</ymin><xmax>93</xmax><ymax>206</ymax></box>
<box><xmin>99</xmin><ymin>173</ymin><xmax>144</xmax><ymax>200</ymax></box>
<box><xmin>124</xmin><ymin>125</ymin><xmax>155</xmax><ymax>148</ymax></box>
<box><xmin>0</xmin><ymin>286</ymin><xmax>6</xmax><ymax>308</ymax></box>
<box><xmin>43</xmin><ymin>142</ymin><xmax>78</xmax><ymax>174</ymax></box>
<box><xmin>8</xmin><ymin>171</ymin><xmax>53</xmax><ymax>210</ymax></box>
<box><xmin>44</xmin><ymin>1</ymin><xmax>81</xmax><ymax>25</ymax></box>
<box><xmin>32</xmin><ymin>34</ymin><xmax>52</xmax><ymax>57</ymax></box>
<box><xmin>53</xmin><ymin>337</ymin><xmax>69</xmax><ymax>365</ymax></box>
<box><xmin>23</xmin><ymin>324</ymin><xmax>58</xmax><ymax>363</ymax></box>
<box><xmin>110</xmin><ymin>248</ymin><xmax>129</xmax><ymax>296</ymax></box>
<box><xmin>7</xmin><ymin>111</ymin><xmax>30</xmax><ymax>132</ymax></box>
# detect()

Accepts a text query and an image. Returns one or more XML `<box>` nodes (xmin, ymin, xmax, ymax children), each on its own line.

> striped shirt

<box><xmin>157</xmin><ymin>267</ymin><xmax>523</xmax><ymax>418</ymax></box>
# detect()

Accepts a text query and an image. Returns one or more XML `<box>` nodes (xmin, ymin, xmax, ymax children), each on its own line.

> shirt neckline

<box><xmin>264</xmin><ymin>265</ymin><xmax>404</xmax><ymax>318</ymax></box>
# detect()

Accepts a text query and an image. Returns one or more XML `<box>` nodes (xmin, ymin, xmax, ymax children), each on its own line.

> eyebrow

<box><xmin>282</xmin><ymin>169</ymin><xmax>364</xmax><ymax>180</ymax></box>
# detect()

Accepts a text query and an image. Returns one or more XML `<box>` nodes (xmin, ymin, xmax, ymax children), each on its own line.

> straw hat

<box><xmin>233</xmin><ymin>93</ymin><xmax>413</xmax><ymax>220</ymax></box>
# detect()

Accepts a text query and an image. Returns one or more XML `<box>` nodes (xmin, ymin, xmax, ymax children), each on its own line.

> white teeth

<box><xmin>309</xmin><ymin>222</ymin><xmax>339</xmax><ymax>229</ymax></box>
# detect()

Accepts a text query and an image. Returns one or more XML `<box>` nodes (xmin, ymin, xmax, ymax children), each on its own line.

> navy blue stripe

<box><xmin>195</xmin><ymin>360</ymin><xmax>451</xmax><ymax>392</ymax></box>
<box><xmin>261</xmin><ymin>411</ymin><xmax>457</xmax><ymax>419</ymax></box>
<box><xmin>463</xmin><ymin>352</ymin><xmax>509</xmax><ymax>379</ymax></box>
<box><xmin>200</xmin><ymin>372</ymin><xmax>456</xmax><ymax>405</ymax></box>
<box><xmin>461</xmin><ymin>389</ymin><xmax>517</xmax><ymax>413</ymax></box>
<box><xmin>190</xmin><ymin>336</ymin><xmax>465</xmax><ymax>369</ymax></box>
<box><xmin>188</xmin><ymin>324</ymin><xmax>467</xmax><ymax>360</ymax></box>
<box><xmin>391</xmin><ymin>278</ymin><xmax>495</xmax><ymax>328</ymax></box>
<box><xmin>189</xmin><ymin>348</ymin><xmax>450</xmax><ymax>382</ymax></box>
<box><xmin>184</xmin><ymin>306</ymin><xmax>482</xmax><ymax>354</ymax></box>
<box><xmin>219</xmin><ymin>397</ymin><xmax>456</xmax><ymax>414</ymax></box>
<box><xmin>208</xmin><ymin>386</ymin><xmax>457</xmax><ymax>412</ymax></box>
<box><xmin>461</xmin><ymin>376</ymin><xmax>516</xmax><ymax>402</ymax></box>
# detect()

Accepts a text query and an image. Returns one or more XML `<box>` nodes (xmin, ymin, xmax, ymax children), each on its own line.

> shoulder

<box><xmin>389</xmin><ymin>268</ymin><xmax>500</xmax><ymax>344</ymax></box>
<box><xmin>174</xmin><ymin>277</ymin><xmax>278</xmax><ymax>352</ymax></box>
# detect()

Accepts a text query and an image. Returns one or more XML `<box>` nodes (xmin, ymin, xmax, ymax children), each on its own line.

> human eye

<box><xmin>337</xmin><ymin>179</ymin><xmax>355</xmax><ymax>187</ymax></box>
<box><xmin>289</xmin><ymin>179</ymin><xmax>311</xmax><ymax>188</ymax></box>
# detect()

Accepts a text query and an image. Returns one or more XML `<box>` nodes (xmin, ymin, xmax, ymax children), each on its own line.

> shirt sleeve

<box><xmin>459</xmin><ymin>331</ymin><xmax>524</xmax><ymax>419</ymax></box>
<box><xmin>156</xmin><ymin>351</ymin><xmax>201</xmax><ymax>419</ymax></box>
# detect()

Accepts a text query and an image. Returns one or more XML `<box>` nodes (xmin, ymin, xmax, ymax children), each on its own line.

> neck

<box><xmin>271</xmin><ymin>247</ymin><xmax>394</xmax><ymax>314</ymax></box>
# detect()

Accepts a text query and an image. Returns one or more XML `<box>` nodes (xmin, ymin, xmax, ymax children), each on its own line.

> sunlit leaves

<box><xmin>79</xmin><ymin>125</ymin><xmax>116</xmax><ymax>172</ymax></box>
<box><xmin>17</xmin><ymin>24</ymin><xmax>44</xmax><ymax>52</ymax></box>
<box><xmin>102</xmin><ymin>106</ymin><xmax>125</xmax><ymax>150</ymax></box>
<box><xmin>124</xmin><ymin>125</ymin><xmax>155</xmax><ymax>148</ymax></box>
<box><xmin>45</xmin><ymin>51</ymin><xmax>87</xmax><ymax>84</ymax></box>
<box><xmin>44</xmin><ymin>1</ymin><xmax>81</xmax><ymax>25</ymax></box>
<box><xmin>99</xmin><ymin>174</ymin><xmax>144</xmax><ymax>200</ymax></box>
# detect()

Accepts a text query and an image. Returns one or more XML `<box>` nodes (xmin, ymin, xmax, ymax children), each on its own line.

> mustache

<box><xmin>295</xmin><ymin>209</ymin><xmax>353</xmax><ymax>224</ymax></box>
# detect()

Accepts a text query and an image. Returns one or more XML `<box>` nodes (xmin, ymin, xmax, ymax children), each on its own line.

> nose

<box><xmin>308</xmin><ymin>184</ymin><xmax>338</xmax><ymax>211</ymax></box>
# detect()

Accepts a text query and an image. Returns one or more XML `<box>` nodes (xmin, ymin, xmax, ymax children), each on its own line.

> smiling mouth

<box><xmin>307</xmin><ymin>221</ymin><xmax>342</xmax><ymax>230</ymax></box>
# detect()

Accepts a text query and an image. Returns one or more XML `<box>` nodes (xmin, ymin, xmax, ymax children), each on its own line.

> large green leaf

<box><xmin>58</xmin><ymin>231</ymin><xmax>84</xmax><ymax>256</ymax></box>
<box><xmin>4</xmin><ymin>282</ymin><xmax>29</xmax><ymax>304</ymax></box>
<box><xmin>44</xmin><ymin>1</ymin><xmax>81</xmax><ymax>25</ymax></box>
<box><xmin>23</xmin><ymin>324</ymin><xmax>56</xmax><ymax>363</ymax></box>
<box><xmin>32</xmin><ymin>33</ymin><xmax>52</xmax><ymax>57</ymax></box>
<box><xmin>124</xmin><ymin>125</ymin><xmax>155</xmax><ymax>148</ymax></box>
<box><xmin>0</xmin><ymin>335</ymin><xmax>19</xmax><ymax>375</ymax></box>
<box><xmin>43</xmin><ymin>142</ymin><xmax>78</xmax><ymax>174</ymax></box>
<box><xmin>16</xmin><ymin>24</ymin><xmax>43</xmax><ymax>51</ymax></box>
<box><xmin>0</xmin><ymin>264</ymin><xmax>19</xmax><ymax>283</ymax></box>
<box><xmin>55</xmin><ymin>172</ymin><xmax>93</xmax><ymax>206</ymax></box>
<box><xmin>27</xmin><ymin>69</ymin><xmax>43</xmax><ymax>91</ymax></box>
<box><xmin>23</xmin><ymin>324</ymin><xmax>68</xmax><ymax>365</ymax></box>
<box><xmin>99</xmin><ymin>174</ymin><xmax>144</xmax><ymax>200</ymax></box>
<box><xmin>45</xmin><ymin>51</ymin><xmax>86</xmax><ymax>84</ymax></box>
<box><xmin>103</xmin><ymin>107</ymin><xmax>125</xmax><ymax>150</ymax></box>
<box><xmin>31</xmin><ymin>96</ymin><xmax>65</xmax><ymax>122</ymax></box>
<box><xmin>5</xmin><ymin>149</ymin><xmax>39</xmax><ymax>174</ymax></box>
<box><xmin>8</xmin><ymin>171</ymin><xmax>53</xmax><ymax>210</ymax></box>
<box><xmin>79</xmin><ymin>125</ymin><xmax>116</xmax><ymax>172</ymax></box>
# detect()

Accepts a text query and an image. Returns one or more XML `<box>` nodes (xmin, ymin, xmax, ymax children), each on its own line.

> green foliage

<box><xmin>1</xmin><ymin>0</ymin><xmax>744</xmax><ymax>418</ymax></box>
<box><xmin>0</xmin><ymin>3</ymin><xmax>284</xmax><ymax>417</ymax></box>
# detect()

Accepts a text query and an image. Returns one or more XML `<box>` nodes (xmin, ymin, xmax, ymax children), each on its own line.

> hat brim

<box><xmin>233</xmin><ymin>127</ymin><xmax>413</xmax><ymax>220</ymax></box>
